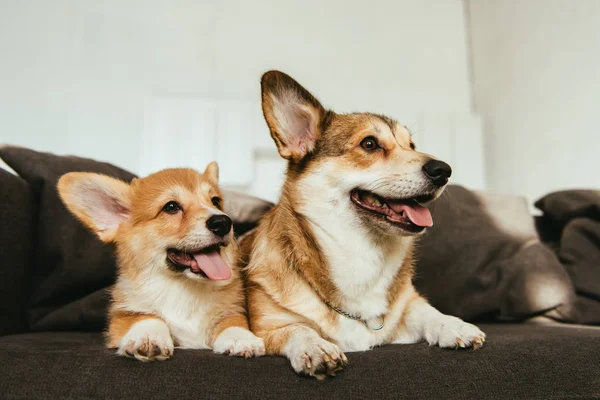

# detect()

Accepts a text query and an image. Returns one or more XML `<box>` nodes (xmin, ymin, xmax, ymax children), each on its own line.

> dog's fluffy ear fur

<box><xmin>261</xmin><ymin>70</ymin><xmax>327</xmax><ymax>161</ymax></box>
<box><xmin>57</xmin><ymin>172</ymin><xmax>132</xmax><ymax>243</ymax></box>
<box><xmin>204</xmin><ymin>161</ymin><xmax>219</xmax><ymax>184</ymax></box>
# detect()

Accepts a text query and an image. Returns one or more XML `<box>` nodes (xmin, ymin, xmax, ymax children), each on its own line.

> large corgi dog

<box><xmin>242</xmin><ymin>71</ymin><xmax>485</xmax><ymax>379</ymax></box>
<box><xmin>58</xmin><ymin>164</ymin><xmax>265</xmax><ymax>361</ymax></box>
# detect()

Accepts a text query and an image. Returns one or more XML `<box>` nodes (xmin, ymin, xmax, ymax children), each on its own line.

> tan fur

<box><xmin>58</xmin><ymin>165</ymin><xmax>264</xmax><ymax>361</ymax></box>
<box><xmin>244</xmin><ymin>70</ymin><xmax>484</xmax><ymax>379</ymax></box>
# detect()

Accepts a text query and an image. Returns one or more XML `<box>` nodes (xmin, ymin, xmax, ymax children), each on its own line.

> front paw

<box><xmin>213</xmin><ymin>327</ymin><xmax>265</xmax><ymax>358</ymax></box>
<box><xmin>424</xmin><ymin>315</ymin><xmax>486</xmax><ymax>350</ymax></box>
<box><xmin>117</xmin><ymin>319</ymin><xmax>174</xmax><ymax>362</ymax></box>
<box><xmin>286</xmin><ymin>336</ymin><xmax>348</xmax><ymax>380</ymax></box>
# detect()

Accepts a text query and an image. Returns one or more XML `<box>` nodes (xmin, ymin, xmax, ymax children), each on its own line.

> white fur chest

<box><xmin>118</xmin><ymin>276</ymin><xmax>216</xmax><ymax>349</ymax></box>
<box><xmin>302</xmin><ymin>205</ymin><xmax>412</xmax><ymax>351</ymax></box>
<box><xmin>308</xmin><ymin>206</ymin><xmax>411</xmax><ymax>311</ymax></box>
<box><xmin>296</xmin><ymin>169</ymin><xmax>415</xmax><ymax>350</ymax></box>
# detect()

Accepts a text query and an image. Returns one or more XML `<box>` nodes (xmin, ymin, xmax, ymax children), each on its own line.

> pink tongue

<box><xmin>192</xmin><ymin>251</ymin><xmax>232</xmax><ymax>280</ymax></box>
<box><xmin>387</xmin><ymin>201</ymin><xmax>433</xmax><ymax>227</ymax></box>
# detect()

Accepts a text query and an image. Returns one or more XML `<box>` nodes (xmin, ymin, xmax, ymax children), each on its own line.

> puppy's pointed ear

<box><xmin>57</xmin><ymin>173</ymin><xmax>132</xmax><ymax>243</ymax></box>
<box><xmin>261</xmin><ymin>70</ymin><xmax>328</xmax><ymax>162</ymax></box>
<box><xmin>204</xmin><ymin>161</ymin><xmax>219</xmax><ymax>184</ymax></box>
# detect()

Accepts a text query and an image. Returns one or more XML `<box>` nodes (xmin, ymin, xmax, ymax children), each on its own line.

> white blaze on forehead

<box><xmin>369</xmin><ymin>119</ymin><xmax>411</xmax><ymax>148</ymax></box>
<box><xmin>196</xmin><ymin>182</ymin><xmax>223</xmax><ymax>214</ymax></box>
<box><xmin>394</xmin><ymin>123</ymin><xmax>412</xmax><ymax>144</ymax></box>
<box><xmin>198</xmin><ymin>182</ymin><xmax>213</xmax><ymax>197</ymax></box>
<box><xmin>382</xmin><ymin>121</ymin><xmax>411</xmax><ymax>148</ymax></box>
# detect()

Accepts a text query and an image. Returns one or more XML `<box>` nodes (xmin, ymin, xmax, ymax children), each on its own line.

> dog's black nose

<box><xmin>206</xmin><ymin>215</ymin><xmax>232</xmax><ymax>238</ymax></box>
<box><xmin>422</xmin><ymin>159</ymin><xmax>452</xmax><ymax>186</ymax></box>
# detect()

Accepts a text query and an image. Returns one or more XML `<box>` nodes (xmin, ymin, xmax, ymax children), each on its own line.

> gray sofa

<box><xmin>0</xmin><ymin>146</ymin><xmax>598</xmax><ymax>399</ymax></box>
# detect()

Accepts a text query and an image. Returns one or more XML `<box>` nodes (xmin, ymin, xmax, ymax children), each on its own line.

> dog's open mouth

<box><xmin>350</xmin><ymin>189</ymin><xmax>434</xmax><ymax>233</ymax></box>
<box><xmin>166</xmin><ymin>245</ymin><xmax>231</xmax><ymax>280</ymax></box>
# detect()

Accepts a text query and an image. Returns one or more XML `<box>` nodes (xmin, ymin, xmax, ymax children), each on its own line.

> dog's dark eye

<box><xmin>360</xmin><ymin>136</ymin><xmax>379</xmax><ymax>152</ymax></box>
<box><xmin>162</xmin><ymin>201</ymin><xmax>181</xmax><ymax>214</ymax></box>
<box><xmin>410</xmin><ymin>142</ymin><xmax>416</xmax><ymax>150</ymax></box>
<box><xmin>211</xmin><ymin>196</ymin><xmax>222</xmax><ymax>209</ymax></box>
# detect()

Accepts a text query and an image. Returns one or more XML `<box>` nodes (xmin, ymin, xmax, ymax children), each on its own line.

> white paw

<box><xmin>212</xmin><ymin>327</ymin><xmax>265</xmax><ymax>358</ymax></box>
<box><xmin>117</xmin><ymin>319</ymin><xmax>174</xmax><ymax>362</ymax></box>
<box><xmin>285</xmin><ymin>335</ymin><xmax>348</xmax><ymax>380</ymax></box>
<box><xmin>424</xmin><ymin>315</ymin><xmax>486</xmax><ymax>350</ymax></box>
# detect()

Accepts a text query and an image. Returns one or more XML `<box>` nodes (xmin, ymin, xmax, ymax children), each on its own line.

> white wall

<box><xmin>0</xmin><ymin>0</ymin><xmax>483</xmax><ymax>202</ymax></box>
<box><xmin>467</xmin><ymin>0</ymin><xmax>600</xmax><ymax>203</ymax></box>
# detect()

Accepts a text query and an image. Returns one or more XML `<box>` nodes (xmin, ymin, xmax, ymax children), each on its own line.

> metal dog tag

<box><xmin>365</xmin><ymin>316</ymin><xmax>385</xmax><ymax>331</ymax></box>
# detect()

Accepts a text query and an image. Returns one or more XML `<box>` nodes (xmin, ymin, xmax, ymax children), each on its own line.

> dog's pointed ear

<box><xmin>57</xmin><ymin>172</ymin><xmax>132</xmax><ymax>243</ymax></box>
<box><xmin>204</xmin><ymin>161</ymin><xmax>219</xmax><ymax>184</ymax></box>
<box><xmin>261</xmin><ymin>70</ymin><xmax>327</xmax><ymax>161</ymax></box>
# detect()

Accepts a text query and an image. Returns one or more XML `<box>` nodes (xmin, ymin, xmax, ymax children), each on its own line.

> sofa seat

<box><xmin>1</xmin><ymin>323</ymin><xmax>598</xmax><ymax>399</ymax></box>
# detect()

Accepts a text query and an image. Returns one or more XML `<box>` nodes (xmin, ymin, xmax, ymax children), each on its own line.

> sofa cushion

<box><xmin>0</xmin><ymin>323</ymin><xmax>598</xmax><ymax>399</ymax></box>
<box><xmin>535</xmin><ymin>189</ymin><xmax>600</xmax><ymax>232</ymax></box>
<box><xmin>0</xmin><ymin>146</ymin><xmax>136</xmax><ymax>333</ymax></box>
<box><xmin>0</xmin><ymin>169</ymin><xmax>36</xmax><ymax>335</ymax></box>
<box><xmin>0</xmin><ymin>146</ymin><xmax>273</xmax><ymax>333</ymax></box>
<box><xmin>535</xmin><ymin>190</ymin><xmax>600</xmax><ymax>324</ymax></box>
<box><xmin>414</xmin><ymin>186</ymin><xmax>578</xmax><ymax>322</ymax></box>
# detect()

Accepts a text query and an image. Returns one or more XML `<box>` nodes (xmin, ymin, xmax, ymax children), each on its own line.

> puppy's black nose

<box><xmin>206</xmin><ymin>215</ymin><xmax>232</xmax><ymax>238</ymax></box>
<box><xmin>422</xmin><ymin>159</ymin><xmax>452</xmax><ymax>186</ymax></box>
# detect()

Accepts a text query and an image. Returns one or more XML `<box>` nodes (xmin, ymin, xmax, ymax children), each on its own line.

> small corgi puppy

<box><xmin>58</xmin><ymin>163</ymin><xmax>265</xmax><ymax>361</ymax></box>
<box><xmin>242</xmin><ymin>71</ymin><xmax>485</xmax><ymax>379</ymax></box>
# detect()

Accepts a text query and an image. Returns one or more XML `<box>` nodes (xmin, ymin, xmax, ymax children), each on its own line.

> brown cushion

<box><xmin>535</xmin><ymin>190</ymin><xmax>600</xmax><ymax>232</ymax></box>
<box><xmin>0</xmin><ymin>146</ymin><xmax>136</xmax><ymax>332</ymax></box>
<box><xmin>414</xmin><ymin>185</ymin><xmax>578</xmax><ymax>323</ymax></box>
<box><xmin>0</xmin><ymin>169</ymin><xmax>36</xmax><ymax>335</ymax></box>
<box><xmin>221</xmin><ymin>189</ymin><xmax>273</xmax><ymax>236</ymax></box>
<box><xmin>535</xmin><ymin>190</ymin><xmax>600</xmax><ymax>324</ymax></box>
<box><xmin>559</xmin><ymin>218</ymin><xmax>600</xmax><ymax>324</ymax></box>
<box><xmin>0</xmin><ymin>146</ymin><xmax>272</xmax><ymax>332</ymax></box>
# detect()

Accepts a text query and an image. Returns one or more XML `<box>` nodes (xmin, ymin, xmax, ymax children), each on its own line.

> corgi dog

<box><xmin>58</xmin><ymin>164</ymin><xmax>265</xmax><ymax>361</ymax></box>
<box><xmin>242</xmin><ymin>71</ymin><xmax>485</xmax><ymax>379</ymax></box>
